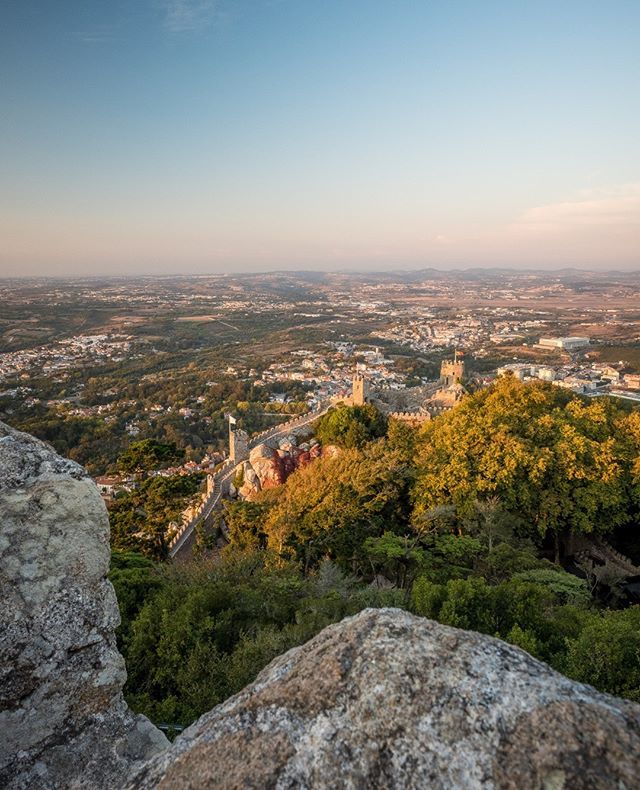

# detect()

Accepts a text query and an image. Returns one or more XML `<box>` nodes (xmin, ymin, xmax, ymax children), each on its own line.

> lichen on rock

<box><xmin>0</xmin><ymin>421</ymin><xmax>167</xmax><ymax>789</ymax></box>
<box><xmin>129</xmin><ymin>608</ymin><xmax>640</xmax><ymax>789</ymax></box>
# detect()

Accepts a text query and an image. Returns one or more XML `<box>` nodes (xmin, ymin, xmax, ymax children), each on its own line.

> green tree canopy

<box><xmin>564</xmin><ymin>606</ymin><xmax>640</xmax><ymax>702</ymax></box>
<box><xmin>109</xmin><ymin>551</ymin><xmax>163</xmax><ymax>647</ymax></box>
<box><xmin>228</xmin><ymin>442</ymin><xmax>411</xmax><ymax>573</ymax></box>
<box><xmin>623</xmin><ymin>410</ymin><xmax>640</xmax><ymax>508</ymax></box>
<box><xmin>110</xmin><ymin>473</ymin><xmax>204</xmax><ymax>559</ymax></box>
<box><xmin>120</xmin><ymin>551</ymin><xmax>401</xmax><ymax>725</ymax></box>
<box><xmin>412</xmin><ymin>376</ymin><xmax>629</xmax><ymax>543</ymax></box>
<box><xmin>314</xmin><ymin>404</ymin><xmax>387</xmax><ymax>449</ymax></box>
<box><xmin>117</xmin><ymin>439</ymin><xmax>182</xmax><ymax>473</ymax></box>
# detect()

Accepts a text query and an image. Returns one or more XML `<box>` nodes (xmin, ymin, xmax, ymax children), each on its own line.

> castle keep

<box><xmin>351</xmin><ymin>353</ymin><xmax>467</xmax><ymax>423</ymax></box>
<box><xmin>440</xmin><ymin>351</ymin><xmax>465</xmax><ymax>386</ymax></box>
<box><xmin>351</xmin><ymin>371</ymin><xmax>368</xmax><ymax>406</ymax></box>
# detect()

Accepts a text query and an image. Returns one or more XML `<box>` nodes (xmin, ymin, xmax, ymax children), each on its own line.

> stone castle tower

<box><xmin>228</xmin><ymin>417</ymin><xmax>249</xmax><ymax>463</ymax></box>
<box><xmin>352</xmin><ymin>371</ymin><xmax>368</xmax><ymax>406</ymax></box>
<box><xmin>440</xmin><ymin>351</ymin><xmax>465</xmax><ymax>387</ymax></box>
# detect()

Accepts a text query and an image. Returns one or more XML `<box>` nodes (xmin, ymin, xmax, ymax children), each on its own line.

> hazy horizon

<box><xmin>2</xmin><ymin>1</ymin><xmax>639</xmax><ymax>277</ymax></box>
<box><xmin>3</xmin><ymin>264</ymin><xmax>640</xmax><ymax>283</ymax></box>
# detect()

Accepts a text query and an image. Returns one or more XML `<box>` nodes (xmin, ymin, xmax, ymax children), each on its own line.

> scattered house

<box><xmin>600</xmin><ymin>366</ymin><xmax>621</xmax><ymax>382</ymax></box>
<box><xmin>95</xmin><ymin>476</ymin><xmax>121</xmax><ymax>498</ymax></box>
<box><xmin>625</xmin><ymin>373</ymin><xmax>640</xmax><ymax>390</ymax></box>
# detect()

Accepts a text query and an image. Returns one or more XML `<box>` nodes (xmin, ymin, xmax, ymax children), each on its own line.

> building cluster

<box><xmin>0</xmin><ymin>334</ymin><xmax>139</xmax><ymax>382</ymax></box>
<box><xmin>497</xmin><ymin>359</ymin><xmax>640</xmax><ymax>400</ymax></box>
<box><xmin>258</xmin><ymin>344</ymin><xmax>406</xmax><ymax>405</ymax></box>
<box><xmin>375</xmin><ymin>310</ymin><xmax>559</xmax><ymax>357</ymax></box>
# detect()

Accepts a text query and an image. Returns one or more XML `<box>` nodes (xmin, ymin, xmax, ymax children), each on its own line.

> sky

<box><xmin>1</xmin><ymin>0</ymin><xmax>639</xmax><ymax>276</ymax></box>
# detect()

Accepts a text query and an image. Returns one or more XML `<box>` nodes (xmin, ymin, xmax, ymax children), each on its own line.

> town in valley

<box><xmin>2</xmin><ymin>269</ymin><xmax>640</xmax><ymax>511</ymax></box>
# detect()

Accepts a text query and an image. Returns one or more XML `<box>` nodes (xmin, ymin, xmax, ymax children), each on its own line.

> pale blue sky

<box><xmin>1</xmin><ymin>0</ymin><xmax>639</xmax><ymax>275</ymax></box>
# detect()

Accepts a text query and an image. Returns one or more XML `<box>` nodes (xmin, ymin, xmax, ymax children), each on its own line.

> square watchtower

<box><xmin>228</xmin><ymin>417</ymin><xmax>249</xmax><ymax>464</ymax></box>
<box><xmin>440</xmin><ymin>355</ymin><xmax>465</xmax><ymax>387</ymax></box>
<box><xmin>352</xmin><ymin>372</ymin><xmax>368</xmax><ymax>406</ymax></box>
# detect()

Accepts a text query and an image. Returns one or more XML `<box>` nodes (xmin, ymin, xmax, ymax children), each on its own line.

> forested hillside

<box><xmin>112</xmin><ymin>377</ymin><xmax>640</xmax><ymax>727</ymax></box>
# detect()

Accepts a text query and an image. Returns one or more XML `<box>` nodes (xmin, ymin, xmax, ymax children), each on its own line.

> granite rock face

<box><xmin>0</xmin><ymin>421</ymin><xmax>167</xmax><ymax>789</ymax></box>
<box><xmin>239</xmin><ymin>439</ymin><xmax>322</xmax><ymax>498</ymax></box>
<box><xmin>130</xmin><ymin>607</ymin><xmax>640</xmax><ymax>790</ymax></box>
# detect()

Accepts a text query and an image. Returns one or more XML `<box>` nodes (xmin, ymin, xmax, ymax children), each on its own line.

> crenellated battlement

<box><xmin>388</xmin><ymin>411</ymin><xmax>431</xmax><ymax>425</ymax></box>
<box><xmin>440</xmin><ymin>354</ymin><xmax>465</xmax><ymax>387</ymax></box>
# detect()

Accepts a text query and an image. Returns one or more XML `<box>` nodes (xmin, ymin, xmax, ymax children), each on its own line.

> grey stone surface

<box><xmin>0</xmin><ymin>421</ymin><xmax>168</xmax><ymax>789</ymax></box>
<box><xmin>248</xmin><ymin>442</ymin><xmax>275</xmax><ymax>464</ymax></box>
<box><xmin>129</xmin><ymin>607</ymin><xmax>640</xmax><ymax>790</ymax></box>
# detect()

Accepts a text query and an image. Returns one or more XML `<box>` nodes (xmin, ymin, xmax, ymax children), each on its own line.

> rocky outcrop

<box><xmin>321</xmin><ymin>442</ymin><xmax>342</xmax><ymax>459</ymax></box>
<box><xmin>0</xmin><ymin>422</ymin><xmax>167</xmax><ymax>789</ymax></box>
<box><xmin>238</xmin><ymin>437</ymin><xmax>322</xmax><ymax>499</ymax></box>
<box><xmin>130</xmin><ymin>607</ymin><xmax>640</xmax><ymax>789</ymax></box>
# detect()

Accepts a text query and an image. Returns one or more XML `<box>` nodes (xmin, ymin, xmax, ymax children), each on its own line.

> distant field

<box><xmin>593</xmin><ymin>345</ymin><xmax>640</xmax><ymax>372</ymax></box>
<box><xmin>107</xmin><ymin>315</ymin><xmax>149</xmax><ymax>326</ymax></box>
<box><xmin>176</xmin><ymin>315</ymin><xmax>221</xmax><ymax>322</ymax></box>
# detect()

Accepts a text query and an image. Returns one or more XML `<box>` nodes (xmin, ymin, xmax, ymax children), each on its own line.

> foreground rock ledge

<box><xmin>0</xmin><ymin>422</ymin><xmax>167</xmax><ymax>790</ymax></box>
<box><xmin>130</xmin><ymin>606</ymin><xmax>640</xmax><ymax>789</ymax></box>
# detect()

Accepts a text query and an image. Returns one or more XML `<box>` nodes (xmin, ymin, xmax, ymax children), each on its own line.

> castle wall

<box><xmin>387</xmin><ymin>411</ymin><xmax>431</xmax><ymax>426</ymax></box>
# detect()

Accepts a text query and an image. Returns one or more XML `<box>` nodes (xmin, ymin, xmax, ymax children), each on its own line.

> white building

<box><xmin>538</xmin><ymin>336</ymin><xmax>590</xmax><ymax>351</ymax></box>
<box><xmin>536</xmin><ymin>367</ymin><xmax>557</xmax><ymax>382</ymax></box>
<box><xmin>553</xmin><ymin>376</ymin><xmax>598</xmax><ymax>394</ymax></box>
<box><xmin>95</xmin><ymin>476</ymin><xmax>121</xmax><ymax>498</ymax></box>
<box><xmin>497</xmin><ymin>364</ymin><xmax>532</xmax><ymax>380</ymax></box>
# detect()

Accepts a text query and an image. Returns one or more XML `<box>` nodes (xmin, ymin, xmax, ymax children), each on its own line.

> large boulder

<box><xmin>248</xmin><ymin>442</ymin><xmax>275</xmax><ymax>464</ymax></box>
<box><xmin>277</xmin><ymin>434</ymin><xmax>297</xmax><ymax>451</ymax></box>
<box><xmin>129</xmin><ymin>608</ymin><xmax>640</xmax><ymax>789</ymax></box>
<box><xmin>243</xmin><ymin>440</ymin><xmax>324</xmax><ymax>498</ymax></box>
<box><xmin>246</xmin><ymin>443</ymin><xmax>283</xmax><ymax>491</ymax></box>
<box><xmin>238</xmin><ymin>462</ymin><xmax>261</xmax><ymax>499</ymax></box>
<box><xmin>0</xmin><ymin>422</ymin><xmax>167</xmax><ymax>789</ymax></box>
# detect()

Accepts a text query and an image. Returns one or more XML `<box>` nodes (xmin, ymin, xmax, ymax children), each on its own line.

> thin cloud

<box><xmin>486</xmin><ymin>183</ymin><xmax>640</xmax><ymax>266</ymax></box>
<box><xmin>162</xmin><ymin>0</ymin><xmax>218</xmax><ymax>33</ymax></box>
<box><xmin>512</xmin><ymin>183</ymin><xmax>640</xmax><ymax>233</ymax></box>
